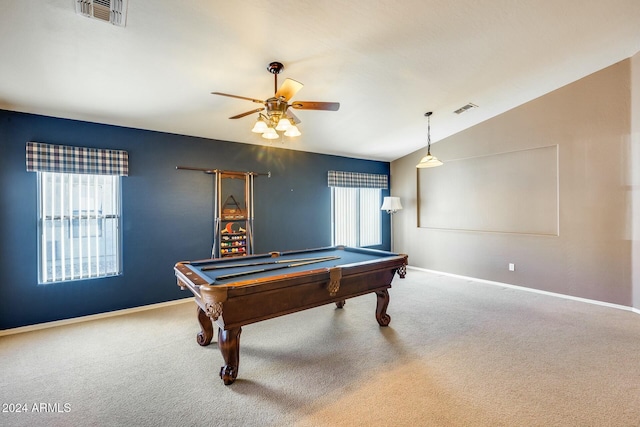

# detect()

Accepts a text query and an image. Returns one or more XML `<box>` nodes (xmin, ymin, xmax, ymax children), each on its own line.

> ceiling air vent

<box><xmin>75</xmin><ymin>0</ymin><xmax>128</xmax><ymax>27</ymax></box>
<box><xmin>454</xmin><ymin>103</ymin><xmax>478</xmax><ymax>114</ymax></box>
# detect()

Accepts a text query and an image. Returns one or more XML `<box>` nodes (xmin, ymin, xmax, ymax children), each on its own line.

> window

<box><xmin>26</xmin><ymin>142</ymin><xmax>128</xmax><ymax>284</ymax></box>
<box><xmin>331</xmin><ymin>187</ymin><xmax>381</xmax><ymax>247</ymax></box>
<box><xmin>38</xmin><ymin>172</ymin><xmax>122</xmax><ymax>283</ymax></box>
<box><xmin>328</xmin><ymin>170</ymin><xmax>388</xmax><ymax>248</ymax></box>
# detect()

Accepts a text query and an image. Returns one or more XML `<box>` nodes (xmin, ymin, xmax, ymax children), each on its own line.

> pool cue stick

<box><xmin>213</xmin><ymin>256</ymin><xmax>340</xmax><ymax>282</ymax></box>
<box><xmin>195</xmin><ymin>255</ymin><xmax>340</xmax><ymax>270</ymax></box>
<box><xmin>248</xmin><ymin>172</ymin><xmax>254</xmax><ymax>253</ymax></box>
<box><xmin>201</xmin><ymin>255</ymin><xmax>340</xmax><ymax>271</ymax></box>
<box><xmin>212</xmin><ymin>170</ymin><xmax>220</xmax><ymax>258</ymax></box>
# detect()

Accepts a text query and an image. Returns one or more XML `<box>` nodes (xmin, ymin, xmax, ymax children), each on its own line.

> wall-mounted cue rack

<box><xmin>176</xmin><ymin>166</ymin><xmax>270</xmax><ymax>258</ymax></box>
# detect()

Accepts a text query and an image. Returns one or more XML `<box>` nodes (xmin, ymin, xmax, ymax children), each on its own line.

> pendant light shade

<box><xmin>416</xmin><ymin>154</ymin><xmax>443</xmax><ymax>168</ymax></box>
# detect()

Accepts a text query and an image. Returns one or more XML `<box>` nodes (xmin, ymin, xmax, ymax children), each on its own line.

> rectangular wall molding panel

<box><xmin>418</xmin><ymin>145</ymin><xmax>559</xmax><ymax>235</ymax></box>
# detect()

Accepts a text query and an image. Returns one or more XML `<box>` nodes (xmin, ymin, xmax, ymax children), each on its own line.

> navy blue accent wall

<box><xmin>0</xmin><ymin>110</ymin><xmax>390</xmax><ymax>329</ymax></box>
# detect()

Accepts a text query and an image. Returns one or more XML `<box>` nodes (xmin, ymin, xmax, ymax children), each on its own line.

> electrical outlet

<box><xmin>508</xmin><ymin>263</ymin><xmax>515</xmax><ymax>272</ymax></box>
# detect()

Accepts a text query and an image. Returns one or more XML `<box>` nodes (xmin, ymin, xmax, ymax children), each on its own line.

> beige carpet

<box><xmin>1</xmin><ymin>269</ymin><xmax>639</xmax><ymax>426</ymax></box>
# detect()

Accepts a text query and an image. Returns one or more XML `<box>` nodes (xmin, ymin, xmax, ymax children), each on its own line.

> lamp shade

<box><xmin>416</xmin><ymin>154</ymin><xmax>443</xmax><ymax>168</ymax></box>
<box><xmin>381</xmin><ymin>196</ymin><xmax>403</xmax><ymax>213</ymax></box>
<box><xmin>261</xmin><ymin>127</ymin><xmax>279</xmax><ymax>139</ymax></box>
<box><xmin>275</xmin><ymin>118</ymin><xmax>291</xmax><ymax>131</ymax></box>
<box><xmin>251</xmin><ymin>119</ymin><xmax>268</xmax><ymax>133</ymax></box>
<box><xmin>284</xmin><ymin>125</ymin><xmax>301</xmax><ymax>137</ymax></box>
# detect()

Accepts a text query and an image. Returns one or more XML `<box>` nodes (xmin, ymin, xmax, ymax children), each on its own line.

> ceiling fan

<box><xmin>211</xmin><ymin>62</ymin><xmax>340</xmax><ymax>139</ymax></box>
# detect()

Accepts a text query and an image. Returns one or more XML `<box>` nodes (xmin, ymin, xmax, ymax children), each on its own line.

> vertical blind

<box><xmin>39</xmin><ymin>173</ymin><xmax>121</xmax><ymax>282</ymax></box>
<box><xmin>26</xmin><ymin>142</ymin><xmax>128</xmax><ymax>283</ymax></box>
<box><xmin>332</xmin><ymin>187</ymin><xmax>359</xmax><ymax>246</ymax></box>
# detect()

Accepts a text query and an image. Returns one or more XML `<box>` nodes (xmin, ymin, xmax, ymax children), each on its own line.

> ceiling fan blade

<box><xmin>290</xmin><ymin>101</ymin><xmax>340</xmax><ymax>111</ymax></box>
<box><xmin>229</xmin><ymin>108</ymin><xmax>264</xmax><ymax>119</ymax></box>
<box><xmin>275</xmin><ymin>78</ymin><xmax>304</xmax><ymax>101</ymax></box>
<box><xmin>285</xmin><ymin>110</ymin><xmax>301</xmax><ymax>125</ymax></box>
<box><xmin>212</xmin><ymin>92</ymin><xmax>264</xmax><ymax>104</ymax></box>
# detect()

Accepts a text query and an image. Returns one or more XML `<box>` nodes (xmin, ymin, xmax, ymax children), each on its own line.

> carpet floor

<box><xmin>1</xmin><ymin>269</ymin><xmax>639</xmax><ymax>426</ymax></box>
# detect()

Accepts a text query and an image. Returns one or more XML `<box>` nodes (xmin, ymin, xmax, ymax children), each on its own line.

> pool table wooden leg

<box><xmin>219</xmin><ymin>327</ymin><xmax>242</xmax><ymax>385</ymax></box>
<box><xmin>196</xmin><ymin>306</ymin><xmax>214</xmax><ymax>346</ymax></box>
<box><xmin>375</xmin><ymin>289</ymin><xmax>391</xmax><ymax>326</ymax></box>
<box><xmin>335</xmin><ymin>300</ymin><xmax>346</xmax><ymax>308</ymax></box>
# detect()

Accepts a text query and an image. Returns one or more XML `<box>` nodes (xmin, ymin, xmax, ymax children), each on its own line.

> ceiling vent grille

<box><xmin>454</xmin><ymin>103</ymin><xmax>478</xmax><ymax>114</ymax></box>
<box><xmin>75</xmin><ymin>0</ymin><xmax>128</xmax><ymax>27</ymax></box>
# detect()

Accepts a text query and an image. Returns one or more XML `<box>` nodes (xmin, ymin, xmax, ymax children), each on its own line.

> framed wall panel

<box><xmin>418</xmin><ymin>145</ymin><xmax>559</xmax><ymax>235</ymax></box>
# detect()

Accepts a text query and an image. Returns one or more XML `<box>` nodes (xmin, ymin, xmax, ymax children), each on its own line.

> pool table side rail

<box><xmin>175</xmin><ymin>253</ymin><xmax>407</xmax><ymax>330</ymax></box>
<box><xmin>175</xmin><ymin>254</ymin><xmax>406</xmax><ymax>294</ymax></box>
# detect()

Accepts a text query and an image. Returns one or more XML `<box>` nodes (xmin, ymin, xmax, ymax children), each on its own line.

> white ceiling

<box><xmin>1</xmin><ymin>1</ymin><xmax>639</xmax><ymax>162</ymax></box>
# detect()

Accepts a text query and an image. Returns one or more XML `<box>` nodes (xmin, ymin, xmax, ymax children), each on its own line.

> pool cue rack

<box><xmin>176</xmin><ymin>167</ymin><xmax>270</xmax><ymax>258</ymax></box>
<box><xmin>219</xmin><ymin>193</ymin><xmax>248</xmax><ymax>257</ymax></box>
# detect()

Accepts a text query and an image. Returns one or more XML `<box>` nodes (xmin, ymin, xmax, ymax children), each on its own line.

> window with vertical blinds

<box><xmin>331</xmin><ymin>187</ymin><xmax>381</xmax><ymax>247</ymax></box>
<box><xmin>26</xmin><ymin>142</ymin><xmax>128</xmax><ymax>283</ymax></box>
<box><xmin>38</xmin><ymin>173</ymin><xmax>121</xmax><ymax>283</ymax></box>
<box><xmin>328</xmin><ymin>170</ymin><xmax>387</xmax><ymax>248</ymax></box>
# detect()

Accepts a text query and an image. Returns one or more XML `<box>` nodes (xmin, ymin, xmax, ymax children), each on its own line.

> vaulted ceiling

<box><xmin>1</xmin><ymin>0</ymin><xmax>639</xmax><ymax>161</ymax></box>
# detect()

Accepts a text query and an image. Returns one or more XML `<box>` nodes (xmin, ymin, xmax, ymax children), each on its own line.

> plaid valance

<box><xmin>327</xmin><ymin>170</ymin><xmax>388</xmax><ymax>189</ymax></box>
<box><xmin>26</xmin><ymin>142</ymin><xmax>129</xmax><ymax>176</ymax></box>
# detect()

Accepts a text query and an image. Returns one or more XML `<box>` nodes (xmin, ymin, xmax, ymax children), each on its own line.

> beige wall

<box><xmin>632</xmin><ymin>52</ymin><xmax>640</xmax><ymax>310</ymax></box>
<box><xmin>392</xmin><ymin>58</ymin><xmax>637</xmax><ymax>307</ymax></box>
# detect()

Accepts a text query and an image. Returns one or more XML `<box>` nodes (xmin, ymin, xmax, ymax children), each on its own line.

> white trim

<box><xmin>0</xmin><ymin>297</ymin><xmax>195</xmax><ymax>337</ymax></box>
<box><xmin>408</xmin><ymin>266</ymin><xmax>639</xmax><ymax>314</ymax></box>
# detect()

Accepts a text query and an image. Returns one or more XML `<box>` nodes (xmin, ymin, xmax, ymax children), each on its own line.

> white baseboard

<box><xmin>408</xmin><ymin>266</ymin><xmax>639</xmax><ymax>315</ymax></box>
<box><xmin>0</xmin><ymin>297</ymin><xmax>195</xmax><ymax>337</ymax></box>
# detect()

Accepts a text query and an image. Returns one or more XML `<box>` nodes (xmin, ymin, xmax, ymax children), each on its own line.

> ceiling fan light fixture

<box><xmin>284</xmin><ymin>124</ymin><xmax>301</xmax><ymax>137</ymax></box>
<box><xmin>262</xmin><ymin>127</ymin><xmax>279</xmax><ymax>139</ymax></box>
<box><xmin>212</xmin><ymin>61</ymin><xmax>340</xmax><ymax>143</ymax></box>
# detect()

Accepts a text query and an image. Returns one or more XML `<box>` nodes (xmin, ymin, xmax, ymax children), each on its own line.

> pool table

<box><xmin>174</xmin><ymin>245</ymin><xmax>408</xmax><ymax>385</ymax></box>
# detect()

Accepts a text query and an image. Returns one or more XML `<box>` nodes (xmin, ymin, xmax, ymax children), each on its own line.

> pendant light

<box><xmin>416</xmin><ymin>112</ymin><xmax>443</xmax><ymax>168</ymax></box>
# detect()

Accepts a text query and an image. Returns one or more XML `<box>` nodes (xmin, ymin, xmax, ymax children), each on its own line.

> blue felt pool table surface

<box><xmin>185</xmin><ymin>246</ymin><xmax>400</xmax><ymax>286</ymax></box>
